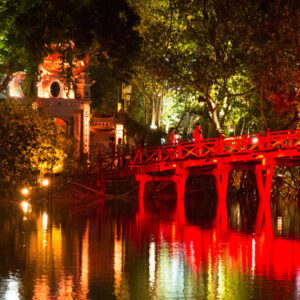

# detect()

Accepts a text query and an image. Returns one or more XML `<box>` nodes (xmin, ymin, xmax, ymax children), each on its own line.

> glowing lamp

<box><xmin>213</xmin><ymin>159</ymin><xmax>217</xmax><ymax>163</ymax></box>
<box><xmin>21</xmin><ymin>187</ymin><xmax>30</xmax><ymax>196</ymax></box>
<box><xmin>41</xmin><ymin>178</ymin><xmax>49</xmax><ymax>187</ymax></box>
<box><xmin>277</xmin><ymin>216</ymin><xmax>283</xmax><ymax>232</ymax></box>
<box><xmin>115</xmin><ymin>124</ymin><xmax>124</xmax><ymax>145</ymax></box>
<box><xmin>252</xmin><ymin>137</ymin><xmax>259</xmax><ymax>143</ymax></box>
<box><xmin>21</xmin><ymin>201</ymin><xmax>31</xmax><ymax>213</ymax></box>
<box><xmin>42</xmin><ymin>212</ymin><xmax>48</xmax><ymax>229</ymax></box>
<box><xmin>172</xmin><ymin>164</ymin><xmax>177</xmax><ymax>167</ymax></box>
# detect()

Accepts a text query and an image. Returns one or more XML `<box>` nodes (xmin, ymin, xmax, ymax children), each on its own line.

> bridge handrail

<box><xmin>130</xmin><ymin>129</ymin><xmax>300</xmax><ymax>166</ymax></box>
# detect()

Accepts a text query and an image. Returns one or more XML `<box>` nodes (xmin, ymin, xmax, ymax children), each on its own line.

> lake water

<box><xmin>0</xmin><ymin>182</ymin><xmax>299</xmax><ymax>299</ymax></box>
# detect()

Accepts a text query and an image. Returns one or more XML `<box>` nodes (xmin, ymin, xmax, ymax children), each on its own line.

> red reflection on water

<box><xmin>135</xmin><ymin>210</ymin><xmax>300</xmax><ymax>281</ymax></box>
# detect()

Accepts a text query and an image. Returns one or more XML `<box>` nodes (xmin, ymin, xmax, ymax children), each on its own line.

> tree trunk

<box><xmin>150</xmin><ymin>94</ymin><xmax>157</xmax><ymax>128</ymax></box>
<box><xmin>206</xmin><ymin>98</ymin><xmax>222</xmax><ymax>134</ymax></box>
<box><xmin>156</xmin><ymin>91</ymin><xmax>163</xmax><ymax>128</ymax></box>
<box><xmin>0</xmin><ymin>74</ymin><xmax>11</xmax><ymax>95</ymax></box>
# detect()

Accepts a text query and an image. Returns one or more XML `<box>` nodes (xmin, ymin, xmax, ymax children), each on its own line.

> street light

<box><xmin>40</xmin><ymin>175</ymin><xmax>53</xmax><ymax>226</ymax></box>
<box><xmin>42</xmin><ymin>212</ymin><xmax>48</xmax><ymax>229</ymax></box>
<box><xmin>41</xmin><ymin>178</ymin><xmax>49</xmax><ymax>187</ymax></box>
<box><xmin>21</xmin><ymin>200</ymin><xmax>31</xmax><ymax>213</ymax></box>
<box><xmin>21</xmin><ymin>187</ymin><xmax>30</xmax><ymax>197</ymax></box>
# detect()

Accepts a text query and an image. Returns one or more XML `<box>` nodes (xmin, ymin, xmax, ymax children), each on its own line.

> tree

<box><xmin>0</xmin><ymin>102</ymin><xmax>69</xmax><ymax>193</ymax></box>
<box><xmin>89</xmin><ymin>63</ymin><xmax>120</xmax><ymax>113</ymax></box>
<box><xmin>129</xmin><ymin>0</ymin><xmax>300</xmax><ymax>135</ymax></box>
<box><xmin>0</xmin><ymin>0</ymin><xmax>141</xmax><ymax>94</ymax></box>
<box><xmin>127</xmin><ymin>0</ymin><xmax>250</xmax><ymax>134</ymax></box>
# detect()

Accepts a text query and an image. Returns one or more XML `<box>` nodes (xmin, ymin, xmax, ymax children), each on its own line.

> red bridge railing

<box><xmin>131</xmin><ymin>130</ymin><xmax>300</xmax><ymax>166</ymax></box>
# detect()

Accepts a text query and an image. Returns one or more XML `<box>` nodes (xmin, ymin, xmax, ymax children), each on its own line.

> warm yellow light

<box><xmin>277</xmin><ymin>216</ymin><xmax>283</xmax><ymax>233</ymax></box>
<box><xmin>21</xmin><ymin>187</ymin><xmax>30</xmax><ymax>196</ymax></box>
<box><xmin>116</xmin><ymin>124</ymin><xmax>124</xmax><ymax>131</ymax></box>
<box><xmin>42</xmin><ymin>212</ymin><xmax>48</xmax><ymax>229</ymax></box>
<box><xmin>117</xmin><ymin>103</ymin><xmax>122</xmax><ymax>111</ymax></box>
<box><xmin>21</xmin><ymin>201</ymin><xmax>30</xmax><ymax>213</ymax></box>
<box><xmin>115</xmin><ymin>123</ymin><xmax>124</xmax><ymax>145</ymax></box>
<box><xmin>149</xmin><ymin>242</ymin><xmax>156</xmax><ymax>288</ymax></box>
<box><xmin>41</xmin><ymin>178</ymin><xmax>49</xmax><ymax>187</ymax></box>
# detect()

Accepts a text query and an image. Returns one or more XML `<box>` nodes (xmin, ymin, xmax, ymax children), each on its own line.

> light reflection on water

<box><xmin>2</xmin><ymin>273</ymin><xmax>21</xmax><ymax>300</ymax></box>
<box><xmin>0</xmin><ymin>195</ymin><xmax>299</xmax><ymax>299</ymax></box>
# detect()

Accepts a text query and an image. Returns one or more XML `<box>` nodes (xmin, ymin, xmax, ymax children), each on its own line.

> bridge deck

<box><xmin>131</xmin><ymin>130</ymin><xmax>300</xmax><ymax>173</ymax></box>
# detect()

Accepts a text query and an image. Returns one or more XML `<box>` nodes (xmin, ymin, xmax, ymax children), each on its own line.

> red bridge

<box><xmin>130</xmin><ymin>129</ymin><xmax>300</xmax><ymax>229</ymax></box>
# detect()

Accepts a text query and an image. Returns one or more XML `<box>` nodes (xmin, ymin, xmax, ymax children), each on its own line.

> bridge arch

<box><xmin>54</xmin><ymin>117</ymin><xmax>72</xmax><ymax>137</ymax></box>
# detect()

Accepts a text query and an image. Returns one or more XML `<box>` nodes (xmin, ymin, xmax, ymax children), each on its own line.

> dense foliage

<box><xmin>0</xmin><ymin>0</ymin><xmax>141</xmax><ymax>93</ymax></box>
<box><xmin>1</xmin><ymin>0</ymin><xmax>300</xmax><ymax>199</ymax></box>
<box><xmin>0</xmin><ymin>102</ymin><xmax>69</xmax><ymax>192</ymax></box>
<box><xmin>126</xmin><ymin>0</ymin><xmax>300</xmax><ymax>138</ymax></box>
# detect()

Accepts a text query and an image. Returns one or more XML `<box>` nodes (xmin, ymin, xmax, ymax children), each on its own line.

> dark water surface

<box><xmin>0</xmin><ymin>186</ymin><xmax>300</xmax><ymax>300</ymax></box>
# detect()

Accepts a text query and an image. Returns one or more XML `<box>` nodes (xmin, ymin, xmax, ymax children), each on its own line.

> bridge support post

<box><xmin>255</xmin><ymin>158</ymin><xmax>275</xmax><ymax>234</ymax></box>
<box><xmin>173</xmin><ymin>168</ymin><xmax>189</xmax><ymax>224</ymax></box>
<box><xmin>136</xmin><ymin>172</ymin><xmax>147</xmax><ymax>216</ymax></box>
<box><xmin>213</xmin><ymin>161</ymin><xmax>231</xmax><ymax>231</ymax></box>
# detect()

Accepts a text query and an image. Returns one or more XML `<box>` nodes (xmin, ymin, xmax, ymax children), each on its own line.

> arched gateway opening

<box><xmin>55</xmin><ymin>118</ymin><xmax>71</xmax><ymax>138</ymax></box>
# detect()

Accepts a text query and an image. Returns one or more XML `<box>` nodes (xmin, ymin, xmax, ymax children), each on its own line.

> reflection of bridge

<box><xmin>131</xmin><ymin>130</ymin><xmax>300</xmax><ymax>228</ymax></box>
<box><xmin>133</xmin><ymin>183</ymin><xmax>300</xmax><ymax>283</ymax></box>
<box><xmin>134</xmin><ymin>209</ymin><xmax>300</xmax><ymax>282</ymax></box>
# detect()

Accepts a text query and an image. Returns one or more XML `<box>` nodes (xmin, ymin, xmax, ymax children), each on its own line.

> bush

<box><xmin>0</xmin><ymin>101</ymin><xmax>69</xmax><ymax>193</ymax></box>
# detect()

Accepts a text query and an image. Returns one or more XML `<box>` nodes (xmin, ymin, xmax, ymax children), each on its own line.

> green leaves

<box><xmin>0</xmin><ymin>0</ymin><xmax>141</xmax><ymax>90</ymax></box>
<box><xmin>0</xmin><ymin>102</ymin><xmax>68</xmax><ymax>188</ymax></box>
<box><xmin>128</xmin><ymin>0</ymin><xmax>300</xmax><ymax>135</ymax></box>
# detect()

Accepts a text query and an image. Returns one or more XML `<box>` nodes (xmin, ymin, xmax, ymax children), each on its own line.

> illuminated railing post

<box><xmin>219</xmin><ymin>133</ymin><xmax>224</xmax><ymax>154</ymax></box>
<box><xmin>138</xmin><ymin>145</ymin><xmax>142</xmax><ymax>164</ymax></box>
<box><xmin>243</xmin><ymin>135</ymin><xmax>248</xmax><ymax>151</ymax></box>
<box><xmin>158</xmin><ymin>146</ymin><xmax>162</xmax><ymax>161</ymax></box>
<box><xmin>177</xmin><ymin>142</ymin><xmax>182</xmax><ymax>159</ymax></box>
<box><xmin>266</xmin><ymin>128</ymin><xmax>271</xmax><ymax>149</ymax></box>
<box><xmin>199</xmin><ymin>140</ymin><xmax>203</xmax><ymax>156</ymax></box>
<box><xmin>288</xmin><ymin>130</ymin><xmax>293</xmax><ymax>147</ymax></box>
<box><xmin>257</xmin><ymin>134</ymin><xmax>264</xmax><ymax>151</ymax></box>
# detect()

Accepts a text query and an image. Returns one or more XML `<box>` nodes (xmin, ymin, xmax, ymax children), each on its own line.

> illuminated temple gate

<box><xmin>8</xmin><ymin>51</ymin><xmax>91</xmax><ymax>158</ymax></box>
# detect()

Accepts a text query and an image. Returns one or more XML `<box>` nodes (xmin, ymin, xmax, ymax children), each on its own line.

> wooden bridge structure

<box><xmin>130</xmin><ymin>129</ymin><xmax>300</xmax><ymax>228</ymax></box>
